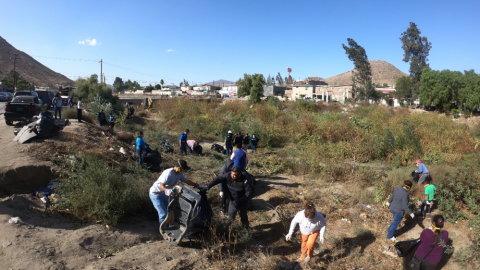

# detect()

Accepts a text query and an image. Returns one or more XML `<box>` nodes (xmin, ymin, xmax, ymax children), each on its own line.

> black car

<box><xmin>4</xmin><ymin>96</ymin><xmax>42</xmax><ymax>125</ymax></box>
<box><xmin>0</xmin><ymin>92</ymin><xmax>9</xmax><ymax>101</ymax></box>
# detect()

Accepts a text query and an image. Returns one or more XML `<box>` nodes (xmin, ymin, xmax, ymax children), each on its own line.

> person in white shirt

<box><xmin>77</xmin><ymin>97</ymin><xmax>83</xmax><ymax>122</ymax></box>
<box><xmin>286</xmin><ymin>201</ymin><xmax>327</xmax><ymax>263</ymax></box>
<box><xmin>149</xmin><ymin>160</ymin><xmax>203</xmax><ymax>225</ymax></box>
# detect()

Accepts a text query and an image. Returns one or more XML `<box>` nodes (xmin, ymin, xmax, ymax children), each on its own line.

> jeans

<box><xmin>149</xmin><ymin>193</ymin><xmax>169</xmax><ymax>224</ymax></box>
<box><xmin>226</xmin><ymin>144</ymin><xmax>233</xmax><ymax>156</ymax></box>
<box><xmin>421</xmin><ymin>200</ymin><xmax>432</xmax><ymax>217</ymax></box>
<box><xmin>386</xmin><ymin>209</ymin><xmax>404</xmax><ymax>239</ymax></box>
<box><xmin>250</xmin><ymin>143</ymin><xmax>257</xmax><ymax>153</ymax></box>
<box><xmin>137</xmin><ymin>148</ymin><xmax>142</xmax><ymax>166</ymax></box>
<box><xmin>54</xmin><ymin>106</ymin><xmax>62</xmax><ymax>119</ymax></box>
<box><xmin>180</xmin><ymin>141</ymin><xmax>187</xmax><ymax>155</ymax></box>
<box><xmin>228</xmin><ymin>201</ymin><xmax>249</xmax><ymax>228</ymax></box>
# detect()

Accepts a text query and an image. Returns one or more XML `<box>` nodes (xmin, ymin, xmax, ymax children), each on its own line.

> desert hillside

<box><xmin>0</xmin><ymin>36</ymin><xmax>73</xmax><ymax>87</ymax></box>
<box><xmin>324</xmin><ymin>60</ymin><xmax>407</xmax><ymax>86</ymax></box>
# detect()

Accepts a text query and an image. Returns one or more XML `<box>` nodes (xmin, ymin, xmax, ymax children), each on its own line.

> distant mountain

<box><xmin>324</xmin><ymin>60</ymin><xmax>407</xmax><ymax>86</ymax></box>
<box><xmin>204</xmin><ymin>79</ymin><xmax>234</xmax><ymax>86</ymax></box>
<box><xmin>0</xmin><ymin>36</ymin><xmax>73</xmax><ymax>87</ymax></box>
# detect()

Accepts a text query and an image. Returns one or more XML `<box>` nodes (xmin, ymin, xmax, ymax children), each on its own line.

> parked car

<box><xmin>0</xmin><ymin>92</ymin><xmax>9</xmax><ymax>101</ymax></box>
<box><xmin>14</xmin><ymin>90</ymin><xmax>39</xmax><ymax>98</ymax></box>
<box><xmin>6</xmin><ymin>92</ymin><xmax>14</xmax><ymax>101</ymax></box>
<box><xmin>4</xmin><ymin>96</ymin><xmax>42</xmax><ymax>125</ymax></box>
<box><xmin>35</xmin><ymin>89</ymin><xmax>55</xmax><ymax>107</ymax></box>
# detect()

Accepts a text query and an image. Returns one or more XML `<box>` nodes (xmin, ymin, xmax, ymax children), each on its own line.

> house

<box><xmin>291</xmin><ymin>84</ymin><xmax>353</xmax><ymax>102</ymax></box>
<box><xmin>163</xmin><ymin>85</ymin><xmax>180</xmax><ymax>91</ymax></box>
<box><xmin>181</xmin><ymin>86</ymin><xmax>193</xmax><ymax>91</ymax></box>
<box><xmin>375</xmin><ymin>88</ymin><xmax>396</xmax><ymax>94</ymax></box>
<box><xmin>220</xmin><ymin>85</ymin><xmax>238</xmax><ymax>96</ymax></box>
<box><xmin>263</xmin><ymin>85</ymin><xmax>287</xmax><ymax>97</ymax></box>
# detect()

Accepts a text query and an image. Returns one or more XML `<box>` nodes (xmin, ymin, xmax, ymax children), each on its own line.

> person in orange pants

<box><xmin>286</xmin><ymin>201</ymin><xmax>327</xmax><ymax>262</ymax></box>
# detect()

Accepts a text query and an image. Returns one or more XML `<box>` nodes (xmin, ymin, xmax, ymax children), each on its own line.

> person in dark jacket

<box><xmin>250</xmin><ymin>134</ymin><xmax>259</xmax><ymax>153</ymax></box>
<box><xmin>233</xmin><ymin>132</ymin><xmax>243</xmax><ymax>148</ymax></box>
<box><xmin>386</xmin><ymin>180</ymin><xmax>414</xmax><ymax>241</ymax></box>
<box><xmin>242</xmin><ymin>133</ymin><xmax>250</xmax><ymax>152</ymax></box>
<box><xmin>97</xmin><ymin>109</ymin><xmax>107</xmax><ymax>126</ymax></box>
<box><xmin>224</xmin><ymin>130</ymin><xmax>233</xmax><ymax>156</ymax></box>
<box><xmin>205</xmin><ymin>167</ymin><xmax>253</xmax><ymax>228</ymax></box>
<box><xmin>411</xmin><ymin>215</ymin><xmax>449</xmax><ymax>270</ymax></box>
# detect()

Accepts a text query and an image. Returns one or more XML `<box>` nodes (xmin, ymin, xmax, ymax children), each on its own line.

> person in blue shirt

<box><xmin>68</xmin><ymin>96</ymin><xmax>74</xmax><ymax>108</ymax></box>
<box><xmin>52</xmin><ymin>92</ymin><xmax>63</xmax><ymax>119</ymax></box>
<box><xmin>250</xmin><ymin>133</ymin><xmax>259</xmax><ymax>154</ymax></box>
<box><xmin>108</xmin><ymin>113</ymin><xmax>115</xmax><ymax>129</ymax></box>
<box><xmin>415</xmin><ymin>160</ymin><xmax>430</xmax><ymax>184</ymax></box>
<box><xmin>136</xmin><ymin>131</ymin><xmax>146</xmax><ymax>166</ymax></box>
<box><xmin>230</xmin><ymin>143</ymin><xmax>248</xmax><ymax>170</ymax></box>
<box><xmin>179</xmin><ymin>129</ymin><xmax>189</xmax><ymax>155</ymax></box>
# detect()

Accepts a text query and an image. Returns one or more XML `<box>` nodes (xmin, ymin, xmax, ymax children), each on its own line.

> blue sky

<box><xmin>1</xmin><ymin>0</ymin><xmax>479</xmax><ymax>86</ymax></box>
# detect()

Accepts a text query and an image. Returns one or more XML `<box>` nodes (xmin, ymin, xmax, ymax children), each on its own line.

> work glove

<box><xmin>319</xmin><ymin>235</ymin><xmax>325</xmax><ymax>244</ymax></box>
<box><xmin>410</xmin><ymin>213</ymin><xmax>415</xmax><ymax>219</ymax></box>
<box><xmin>285</xmin><ymin>233</ymin><xmax>293</xmax><ymax>241</ymax></box>
<box><xmin>385</xmin><ymin>202</ymin><xmax>390</xmax><ymax>207</ymax></box>
<box><xmin>219</xmin><ymin>191</ymin><xmax>224</xmax><ymax>198</ymax></box>
<box><xmin>165</xmin><ymin>189</ymin><xmax>175</xmax><ymax>196</ymax></box>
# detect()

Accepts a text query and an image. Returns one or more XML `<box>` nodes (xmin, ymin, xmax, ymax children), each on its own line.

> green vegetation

<box><xmin>75</xmin><ymin>74</ymin><xmax>123</xmax><ymax>112</ymax></box>
<box><xmin>342</xmin><ymin>38</ymin><xmax>376</xmax><ymax>101</ymax></box>
<box><xmin>400</xmin><ymin>22</ymin><xmax>432</xmax><ymax>98</ymax></box>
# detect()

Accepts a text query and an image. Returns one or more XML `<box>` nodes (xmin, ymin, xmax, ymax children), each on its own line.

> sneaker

<box><xmin>296</xmin><ymin>258</ymin><xmax>303</xmax><ymax>262</ymax></box>
<box><xmin>388</xmin><ymin>236</ymin><xmax>398</xmax><ymax>242</ymax></box>
<box><xmin>304</xmin><ymin>257</ymin><xmax>311</xmax><ymax>262</ymax></box>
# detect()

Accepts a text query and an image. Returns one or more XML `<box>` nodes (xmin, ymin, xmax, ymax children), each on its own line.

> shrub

<box><xmin>56</xmin><ymin>153</ymin><xmax>153</xmax><ymax>225</ymax></box>
<box><xmin>62</xmin><ymin>107</ymin><xmax>94</xmax><ymax>123</ymax></box>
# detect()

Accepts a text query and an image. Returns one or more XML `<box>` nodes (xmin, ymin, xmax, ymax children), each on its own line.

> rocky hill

<box><xmin>0</xmin><ymin>36</ymin><xmax>73</xmax><ymax>87</ymax></box>
<box><xmin>324</xmin><ymin>60</ymin><xmax>407</xmax><ymax>86</ymax></box>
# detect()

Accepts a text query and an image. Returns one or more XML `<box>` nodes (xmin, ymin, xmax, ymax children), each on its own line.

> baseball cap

<box><xmin>177</xmin><ymin>159</ymin><xmax>191</xmax><ymax>170</ymax></box>
<box><xmin>228</xmin><ymin>130</ymin><xmax>232</xmax><ymax>134</ymax></box>
<box><xmin>415</xmin><ymin>160</ymin><xmax>421</xmax><ymax>164</ymax></box>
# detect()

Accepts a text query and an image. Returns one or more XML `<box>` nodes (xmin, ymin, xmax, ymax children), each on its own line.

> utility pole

<box><xmin>99</xmin><ymin>59</ymin><xmax>103</xmax><ymax>83</ymax></box>
<box><xmin>13</xmin><ymin>53</ymin><xmax>18</xmax><ymax>90</ymax></box>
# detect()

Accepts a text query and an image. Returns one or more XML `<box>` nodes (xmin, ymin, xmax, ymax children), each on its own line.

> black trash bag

<box><xmin>211</xmin><ymin>143</ymin><xmax>225</xmax><ymax>153</ymax></box>
<box><xmin>142</xmin><ymin>146</ymin><xmax>161</xmax><ymax>172</ymax></box>
<box><xmin>184</xmin><ymin>190</ymin><xmax>212</xmax><ymax>239</ymax></box>
<box><xmin>411</xmin><ymin>171</ymin><xmax>420</xmax><ymax>183</ymax></box>
<box><xmin>194</xmin><ymin>145</ymin><xmax>203</xmax><ymax>155</ymax></box>
<box><xmin>161</xmin><ymin>140</ymin><xmax>174</xmax><ymax>153</ymax></box>
<box><xmin>395</xmin><ymin>238</ymin><xmax>421</xmax><ymax>257</ymax></box>
<box><xmin>221</xmin><ymin>149</ymin><xmax>227</xmax><ymax>155</ymax></box>
<box><xmin>36</xmin><ymin>111</ymin><xmax>58</xmax><ymax>138</ymax></box>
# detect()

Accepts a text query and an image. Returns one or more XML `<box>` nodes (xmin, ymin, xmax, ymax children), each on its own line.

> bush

<box><xmin>56</xmin><ymin>153</ymin><xmax>152</xmax><ymax>225</ymax></box>
<box><xmin>62</xmin><ymin>107</ymin><xmax>94</xmax><ymax>123</ymax></box>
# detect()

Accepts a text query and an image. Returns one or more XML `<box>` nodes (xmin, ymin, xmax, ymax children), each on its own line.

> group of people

<box><xmin>224</xmin><ymin>130</ymin><xmax>259</xmax><ymax>156</ymax></box>
<box><xmin>97</xmin><ymin>109</ymin><xmax>115</xmax><ymax>129</ymax></box>
<box><xmin>51</xmin><ymin>93</ymin><xmax>83</xmax><ymax>122</ymax></box>
<box><xmin>386</xmin><ymin>160</ymin><xmax>446</xmax><ymax>269</ymax></box>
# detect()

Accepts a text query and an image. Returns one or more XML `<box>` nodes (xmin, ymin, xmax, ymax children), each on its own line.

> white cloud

<box><xmin>167</xmin><ymin>49</ymin><xmax>175</xmax><ymax>52</ymax></box>
<box><xmin>78</xmin><ymin>38</ymin><xmax>100</xmax><ymax>46</ymax></box>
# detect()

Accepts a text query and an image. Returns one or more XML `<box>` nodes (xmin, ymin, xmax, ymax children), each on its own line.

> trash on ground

<box><xmin>8</xmin><ymin>217</ymin><xmax>22</xmax><ymax>224</ymax></box>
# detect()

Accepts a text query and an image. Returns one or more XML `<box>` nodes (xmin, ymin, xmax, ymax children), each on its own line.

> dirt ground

<box><xmin>0</xmin><ymin>118</ymin><xmax>472</xmax><ymax>269</ymax></box>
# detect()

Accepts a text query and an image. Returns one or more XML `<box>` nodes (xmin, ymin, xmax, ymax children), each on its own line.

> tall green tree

<box><xmin>400</xmin><ymin>22</ymin><xmax>432</xmax><ymax>99</ymax></box>
<box><xmin>342</xmin><ymin>38</ymin><xmax>375</xmax><ymax>100</ymax></box>
<box><xmin>250</xmin><ymin>74</ymin><xmax>265</xmax><ymax>103</ymax></box>
<box><xmin>160</xmin><ymin>79</ymin><xmax>164</xmax><ymax>87</ymax></box>
<box><xmin>145</xmin><ymin>84</ymin><xmax>154</xmax><ymax>92</ymax></box>
<box><xmin>154</xmin><ymin>84</ymin><xmax>161</xmax><ymax>90</ymax></box>
<box><xmin>460</xmin><ymin>70</ymin><xmax>480</xmax><ymax>110</ymax></box>
<box><xmin>419</xmin><ymin>68</ymin><xmax>462</xmax><ymax>110</ymax></box>
<box><xmin>395</xmin><ymin>76</ymin><xmax>413</xmax><ymax>99</ymax></box>
<box><xmin>237</xmin><ymin>74</ymin><xmax>252</xmax><ymax>97</ymax></box>
<box><xmin>276</xmin><ymin>72</ymin><xmax>284</xmax><ymax>85</ymax></box>
<box><xmin>113</xmin><ymin>77</ymin><xmax>124</xmax><ymax>92</ymax></box>
<box><xmin>75</xmin><ymin>74</ymin><xmax>122</xmax><ymax>111</ymax></box>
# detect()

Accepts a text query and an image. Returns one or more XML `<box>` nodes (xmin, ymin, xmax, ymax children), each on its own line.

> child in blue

<box><xmin>179</xmin><ymin>129</ymin><xmax>189</xmax><ymax>155</ymax></box>
<box><xmin>108</xmin><ymin>113</ymin><xmax>115</xmax><ymax>129</ymax></box>
<box><xmin>136</xmin><ymin>131</ymin><xmax>146</xmax><ymax>166</ymax></box>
